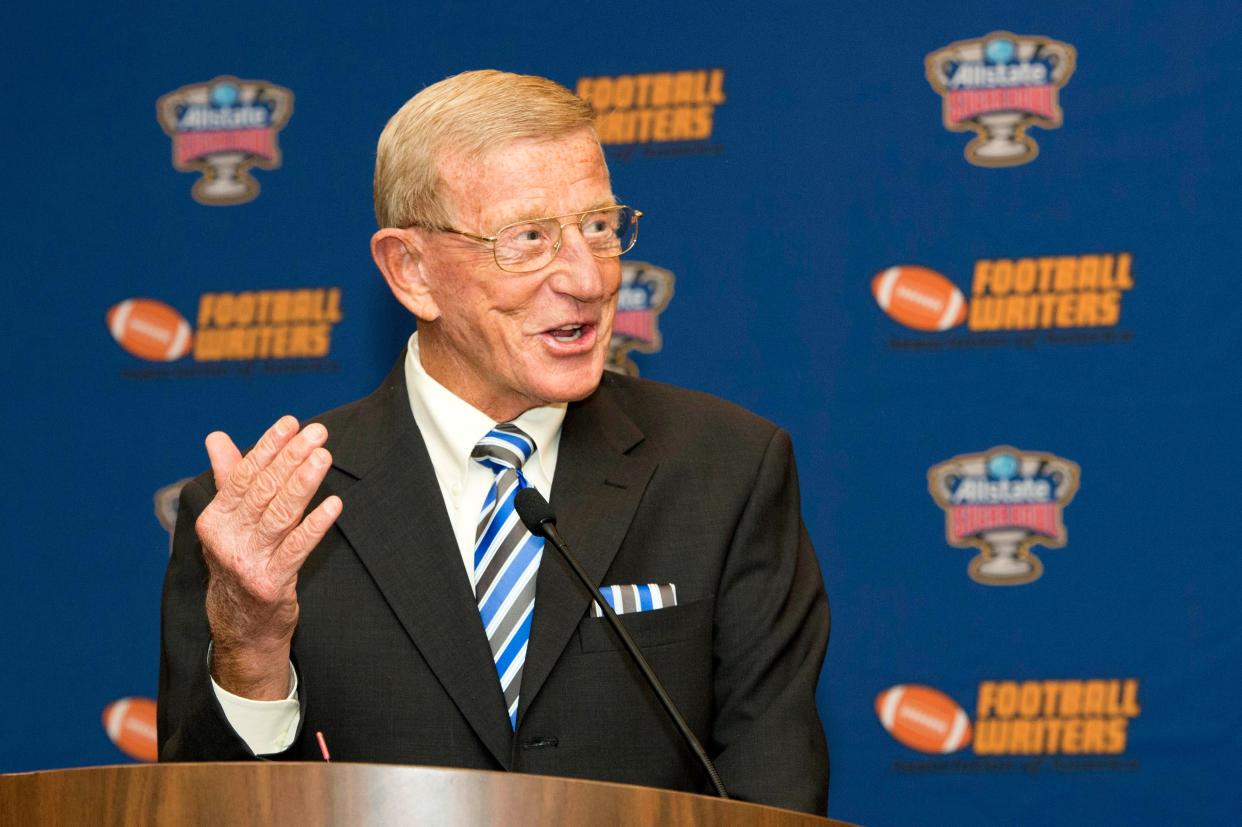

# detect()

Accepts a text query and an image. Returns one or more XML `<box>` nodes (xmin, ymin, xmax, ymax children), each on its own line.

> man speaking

<box><xmin>159</xmin><ymin>69</ymin><xmax>830</xmax><ymax>814</ymax></box>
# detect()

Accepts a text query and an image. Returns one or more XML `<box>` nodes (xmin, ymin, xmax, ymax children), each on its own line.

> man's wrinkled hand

<box><xmin>196</xmin><ymin>415</ymin><xmax>342</xmax><ymax>700</ymax></box>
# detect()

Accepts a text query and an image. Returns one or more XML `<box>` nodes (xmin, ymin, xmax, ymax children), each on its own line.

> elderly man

<box><xmin>159</xmin><ymin>70</ymin><xmax>829</xmax><ymax>814</ymax></box>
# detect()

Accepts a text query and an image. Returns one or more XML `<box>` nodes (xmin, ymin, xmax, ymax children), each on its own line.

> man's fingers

<box><xmin>241</xmin><ymin>423</ymin><xmax>328</xmax><ymax>524</ymax></box>
<box><xmin>205</xmin><ymin>431</ymin><xmax>243</xmax><ymax>492</ymax></box>
<box><xmin>254</xmin><ymin>445</ymin><xmax>334</xmax><ymax>546</ymax></box>
<box><xmin>213</xmin><ymin>416</ymin><xmax>299</xmax><ymax>511</ymax></box>
<box><xmin>246</xmin><ymin>422</ymin><xmax>329</xmax><ymax>512</ymax></box>
<box><xmin>275</xmin><ymin>493</ymin><xmax>343</xmax><ymax>572</ymax></box>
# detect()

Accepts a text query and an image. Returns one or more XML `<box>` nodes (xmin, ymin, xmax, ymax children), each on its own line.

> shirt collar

<box><xmin>403</xmin><ymin>331</ymin><xmax>565</xmax><ymax>480</ymax></box>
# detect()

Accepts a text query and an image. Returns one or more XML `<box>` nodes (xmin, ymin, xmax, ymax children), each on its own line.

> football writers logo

<box><xmin>926</xmin><ymin>32</ymin><xmax>1076</xmax><ymax>167</ymax></box>
<box><xmin>107</xmin><ymin>298</ymin><xmax>193</xmax><ymax>361</ymax></box>
<box><xmin>876</xmin><ymin>684</ymin><xmax>973</xmax><ymax>754</ymax></box>
<box><xmin>878</xmin><ymin>679</ymin><xmax>1142</xmax><ymax>764</ymax></box>
<box><xmin>872</xmin><ymin>265</ymin><xmax>967</xmax><ymax>332</ymax></box>
<box><xmin>872</xmin><ymin>254</ymin><xmax>1136</xmax><ymax>351</ymax></box>
<box><xmin>107</xmin><ymin>287</ymin><xmax>342</xmax><ymax>366</ymax></box>
<box><xmin>929</xmin><ymin>446</ymin><xmax>1080</xmax><ymax>585</ymax></box>
<box><xmin>102</xmin><ymin>697</ymin><xmax>158</xmax><ymax>762</ymax></box>
<box><xmin>576</xmin><ymin>69</ymin><xmax>726</xmax><ymax>160</ymax></box>
<box><xmin>157</xmin><ymin>76</ymin><xmax>293</xmax><ymax>205</ymax></box>
<box><xmin>607</xmin><ymin>261</ymin><xmax>675</xmax><ymax>375</ymax></box>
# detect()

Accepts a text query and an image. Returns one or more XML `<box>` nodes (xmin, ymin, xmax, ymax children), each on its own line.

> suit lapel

<box><xmin>328</xmin><ymin>360</ymin><xmax>513</xmax><ymax>766</ymax></box>
<box><xmin>518</xmin><ymin>375</ymin><xmax>656</xmax><ymax>725</ymax></box>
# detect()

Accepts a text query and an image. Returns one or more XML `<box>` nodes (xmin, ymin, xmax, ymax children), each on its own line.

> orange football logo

<box><xmin>107</xmin><ymin>298</ymin><xmax>193</xmax><ymax>361</ymax></box>
<box><xmin>872</xmin><ymin>265</ymin><xmax>968</xmax><ymax>331</ymax></box>
<box><xmin>875</xmin><ymin>684</ymin><xmax>972</xmax><ymax>753</ymax></box>
<box><xmin>102</xmin><ymin>697</ymin><xmax>158</xmax><ymax>762</ymax></box>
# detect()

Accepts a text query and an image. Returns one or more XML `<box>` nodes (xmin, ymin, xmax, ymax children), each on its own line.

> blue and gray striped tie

<box><xmin>471</xmin><ymin>423</ymin><xmax>544</xmax><ymax>729</ymax></box>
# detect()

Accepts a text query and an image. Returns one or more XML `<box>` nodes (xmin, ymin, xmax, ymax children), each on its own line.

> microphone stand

<box><xmin>515</xmin><ymin>489</ymin><xmax>729</xmax><ymax>799</ymax></box>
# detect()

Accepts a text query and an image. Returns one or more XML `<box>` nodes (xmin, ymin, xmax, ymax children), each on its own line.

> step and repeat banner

<box><xmin>4</xmin><ymin>2</ymin><xmax>1239</xmax><ymax>824</ymax></box>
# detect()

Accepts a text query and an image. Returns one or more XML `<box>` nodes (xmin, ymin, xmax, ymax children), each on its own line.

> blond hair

<box><xmin>374</xmin><ymin>70</ymin><xmax>598</xmax><ymax>229</ymax></box>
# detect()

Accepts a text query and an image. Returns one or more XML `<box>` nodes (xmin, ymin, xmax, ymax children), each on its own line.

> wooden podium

<box><xmin>1</xmin><ymin>762</ymin><xmax>856</xmax><ymax>826</ymax></box>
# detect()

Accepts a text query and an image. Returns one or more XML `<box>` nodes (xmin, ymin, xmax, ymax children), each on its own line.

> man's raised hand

<box><xmin>196</xmin><ymin>415</ymin><xmax>342</xmax><ymax>700</ymax></box>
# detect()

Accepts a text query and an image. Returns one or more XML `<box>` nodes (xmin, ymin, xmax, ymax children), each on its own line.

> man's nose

<box><xmin>548</xmin><ymin>223</ymin><xmax>609</xmax><ymax>301</ymax></box>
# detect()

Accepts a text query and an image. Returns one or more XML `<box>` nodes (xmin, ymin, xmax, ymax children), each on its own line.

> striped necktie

<box><xmin>471</xmin><ymin>423</ymin><xmax>544</xmax><ymax>729</ymax></box>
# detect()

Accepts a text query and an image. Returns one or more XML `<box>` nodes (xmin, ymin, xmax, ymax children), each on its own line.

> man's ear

<box><xmin>371</xmin><ymin>228</ymin><xmax>441</xmax><ymax>321</ymax></box>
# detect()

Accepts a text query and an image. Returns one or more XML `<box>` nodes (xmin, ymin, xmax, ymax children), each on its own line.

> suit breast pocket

<box><xmin>576</xmin><ymin>596</ymin><xmax>714</xmax><ymax>653</ymax></box>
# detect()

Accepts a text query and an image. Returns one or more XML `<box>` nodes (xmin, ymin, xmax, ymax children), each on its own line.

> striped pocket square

<box><xmin>592</xmin><ymin>583</ymin><xmax>678</xmax><ymax>617</ymax></box>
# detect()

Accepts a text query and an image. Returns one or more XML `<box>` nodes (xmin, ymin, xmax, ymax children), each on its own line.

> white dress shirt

<box><xmin>211</xmin><ymin>331</ymin><xmax>567</xmax><ymax>754</ymax></box>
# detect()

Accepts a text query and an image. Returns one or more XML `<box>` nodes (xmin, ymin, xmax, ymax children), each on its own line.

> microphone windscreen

<box><xmin>514</xmin><ymin>487</ymin><xmax>556</xmax><ymax>534</ymax></box>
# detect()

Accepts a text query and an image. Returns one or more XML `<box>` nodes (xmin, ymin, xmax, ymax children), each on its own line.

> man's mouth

<box><xmin>538</xmin><ymin>322</ymin><xmax>600</xmax><ymax>353</ymax></box>
<box><xmin>549</xmin><ymin>324</ymin><xmax>586</xmax><ymax>342</ymax></box>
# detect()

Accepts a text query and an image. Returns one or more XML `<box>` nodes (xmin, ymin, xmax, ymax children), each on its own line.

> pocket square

<box><xmin>593</xmin><ymin>583</ymin><xmax>678</xmax><ymax>617</ymax></box>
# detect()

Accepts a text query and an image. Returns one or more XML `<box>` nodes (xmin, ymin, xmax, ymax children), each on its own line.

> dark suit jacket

<box><xmin>159</xmin><ymin>360</ymin><xmax>830</xmax><ymax>813</ymax></box>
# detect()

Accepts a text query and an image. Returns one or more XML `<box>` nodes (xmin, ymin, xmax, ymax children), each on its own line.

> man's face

<box><xmin>414</xmin><ymin>128</ymin><xmax>622</xmax><ymax>420</ymax></box>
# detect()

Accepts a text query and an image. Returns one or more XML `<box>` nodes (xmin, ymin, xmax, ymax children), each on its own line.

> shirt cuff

<box><xmin>210</xmin><ymin>660</ymin><xmax>301</xmax><ymax>755</ymax></box>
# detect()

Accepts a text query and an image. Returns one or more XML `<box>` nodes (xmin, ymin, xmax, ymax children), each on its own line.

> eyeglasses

<box><xmin>428</xmin><ymin>205</ymin><xmax>642</xmax><ymax>274</ymax></box>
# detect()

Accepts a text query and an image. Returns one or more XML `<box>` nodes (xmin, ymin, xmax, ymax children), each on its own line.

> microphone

<box><xmin>514</xmin><ymin>487</ymin><xmax>729</xmax><ymax>799</ymax></box>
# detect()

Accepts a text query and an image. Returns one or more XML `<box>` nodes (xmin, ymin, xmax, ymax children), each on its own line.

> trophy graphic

<box><xmin>607</xmin><ymin>261</ymin><xmax>675</xmax><ymax>376</ymax></box>
<box><xmin>154</xmin><ymin>478</ymin><xmax>192</xmax><ymax>555</ymax></box>
<box><xmin>157</xmin><ymin>76</ymin><xmax>294</xmax><ymax>205</ymax></box>
<box><xmin>926</xmin><ymin>32</ymin><xmax>1076</xmax><ymax>167</ymax></box>
<box><xmin>929</xmin><ymin>446</ymin><xmax>1080</xmax><ymax>586</ymax></box>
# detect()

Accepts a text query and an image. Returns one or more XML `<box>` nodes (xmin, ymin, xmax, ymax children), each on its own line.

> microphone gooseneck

<box><xmin>513</xmin><ymin>487</ymin><xmax>729</xmax><ymax>800</ymax></box>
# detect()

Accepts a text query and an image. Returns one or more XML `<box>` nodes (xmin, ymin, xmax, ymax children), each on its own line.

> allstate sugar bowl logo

<box><xmin>157</xmin><ymin>76</ymin><xmax>293</xmax><ymax>205</ymax></box>
<box><xmin>926</xmin><ymin>32</ymin><xmax>1075</xmax><ymax>167</ymax></box>
<box><xmin>929</xmin><ymin>446</ymin><xmax>1080</xmax><ymax>585</ymax></box>
<box><xmin>607</xmin><ymin>261</ymin><xmax>675</xmax><ymax>376</ymax></box>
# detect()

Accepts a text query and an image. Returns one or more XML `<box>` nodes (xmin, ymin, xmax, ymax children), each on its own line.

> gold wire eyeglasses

<box><xmin>427</xmin><ymin>205</ymin><xmax>642</xmax><ymax>274</ymax></box>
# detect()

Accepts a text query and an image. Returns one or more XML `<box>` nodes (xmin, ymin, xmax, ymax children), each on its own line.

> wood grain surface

<box><xmin>0</xmin><ymin>763</ymin><xmax>858</xmax><ymax>826</ymax></box>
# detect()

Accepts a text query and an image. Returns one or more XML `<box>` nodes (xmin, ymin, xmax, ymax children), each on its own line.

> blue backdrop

<box><xmin>4</xmin><ymin>1</ymin><xmax>1240</xmax><ymax>824</ymax></box>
